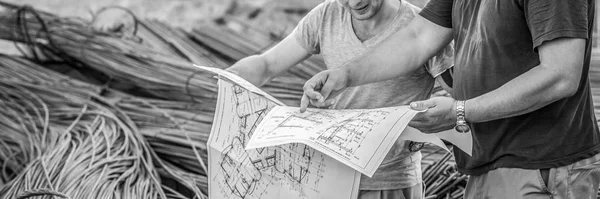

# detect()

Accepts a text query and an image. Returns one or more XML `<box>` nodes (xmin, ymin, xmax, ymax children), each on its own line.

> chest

<box><xmin>353</xmin><ymin>27</ymin><xmax>378</xmax><ymax>42</ymax></box>
<box><xmin>449</xmin><ymin>0</ymin><xmax>535</xmax><ymax>60</ymax></box>
<box><xmin>451</xmin><ymin>0</ymin><xmax>528</xmax><ymax>44</ymax></box>
<box><xmin>319</xmin><ymin>26</ymin><xmax>377</xmax><ymax>68</ymax></box>
<box><xmin>319</xmin><ymin>17</ymin><xmax>402</xmax><ymax>69</ymax></box>
<box><xmin>352</xmin><ymin>20</ymin><xmax>391</xmax><ymax>42</ymax></box>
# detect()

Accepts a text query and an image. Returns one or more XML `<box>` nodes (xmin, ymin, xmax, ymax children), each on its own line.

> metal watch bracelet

<box><xmin>455</xmin><ymin>100</ymin><xmax>470</xmax><ymax>133</ymax></box>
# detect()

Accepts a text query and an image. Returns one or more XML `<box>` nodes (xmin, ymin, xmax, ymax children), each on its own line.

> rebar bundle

<box><xmin>423</xmin><ymin>152</ymin><xmax>467</xmax><ymax>199</ymax></box>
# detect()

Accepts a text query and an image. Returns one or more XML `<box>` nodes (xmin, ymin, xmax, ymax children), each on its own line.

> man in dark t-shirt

<box><xmin>300</xmin><ymin>0</ymin><xmax>600</xmax><ymax>198</ymax></box>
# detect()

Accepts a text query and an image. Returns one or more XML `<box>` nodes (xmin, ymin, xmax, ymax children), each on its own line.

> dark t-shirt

<box><xmin>420</xmin><ymin>0</ymin><xmax>600</xmax><ymax>175</ymax></box>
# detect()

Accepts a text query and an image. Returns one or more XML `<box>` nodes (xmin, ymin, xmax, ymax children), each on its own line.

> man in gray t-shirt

<box><xmin>227</xmin><ymin>0</ymin><xmax>453</xmax><ymax>198</ymax></box>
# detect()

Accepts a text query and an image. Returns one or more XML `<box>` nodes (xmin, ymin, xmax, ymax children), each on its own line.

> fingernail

<box><xmin>330</xmin><ymin>100</ymin><xmax>335</xmax><ymax>105</ymax></box>
<box><xmin>410</xmin><ymin>102</ymin><xmax>416</xmax><ymax>107</ymax></box>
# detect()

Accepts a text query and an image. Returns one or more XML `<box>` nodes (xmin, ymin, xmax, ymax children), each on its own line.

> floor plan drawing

<box><xmin>273</xmin><ymin>109</ymin><xmax>392</xmax><ymax>157</ymax></box>
<box><xmin>208</xmin><ymin>79</ymin><xmax>360</xmax><ymax>199</ymax></box>
<box><xmin>314</xmin><ymin>110</ymin><xmax>390</xmax><ymax>156</ymax></box>
<box><xmin>246</xmin><ymin>106</ymin><xmax>419</xmax><ymax>177</ymax></box>
<box><xmin>220</xmin><ymin>137</ymin><xmax>263</xmax><ymax>198</ymax></box>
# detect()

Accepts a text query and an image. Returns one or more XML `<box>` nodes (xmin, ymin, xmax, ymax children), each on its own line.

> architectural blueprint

<box><xmin>200</xmin><ymin>63</ymin><xmax>472</xmax><ymax>198</ymax></box>
<box><xmin>207</xmin><ymin>77</ymin><xmax>360</xmax><ymax>199</ymax></box>
<box><xmin>245</xmin><ymin>106</ymin><xmax>419</xmax><ymax>177</ymax></box>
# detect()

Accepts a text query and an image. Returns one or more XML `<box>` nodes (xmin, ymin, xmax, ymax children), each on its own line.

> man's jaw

<box><xmin>352</xmin><ymin>3</ymin><xmax>371</xmax><ymax>18</ymax></box>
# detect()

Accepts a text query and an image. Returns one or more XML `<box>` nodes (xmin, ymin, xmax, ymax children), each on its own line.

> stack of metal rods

<box><xmin>139</xmin><ymin>19</ymin><xmax>229</xmax><ymax>68</ymax></box>
<box><xmin>0</xmin><ymin>73</ymin><xmax>172</xmax><ymax>199</ymax></box>
<box><xmin>423</xmin><ymin>152</ymin><xmax>468</xmax><ymax>199</ymax></box>
<box><xmin>190</xmin><ymin>19</ymin><xmax>326</xmax><ymax>80</ymax></box>
<box><xmin>0</xmin><ymin>5</ymin><xmax>218</xmax><ymax>102</ymax></box>
<box><xmin>0</xmin><ymin>54</ymin><xmax>211</xmax><ymax>198</ymax></box>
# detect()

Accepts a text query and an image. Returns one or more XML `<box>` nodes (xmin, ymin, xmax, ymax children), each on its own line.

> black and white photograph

<box><xmin>0</xmin><ymin>0</ymin><xmax>598</xmax><ymax>199</ymax></box>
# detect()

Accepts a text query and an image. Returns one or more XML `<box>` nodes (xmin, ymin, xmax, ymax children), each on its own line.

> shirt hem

<box><xmin>359</xmin><ymin>180</ymin><xmax>422</xmax><ymax>191</ymax></box>
<box><xmin>532</xmin><ymin>29</ymin><xmax>589</xmax><ymax>50</ymax></box>
<box><xmin>419</xmin><ymin>8</ymin><xmax>452</xmax><ymax>28</ymax></box>
<box><xmin>292</xmin><ymin>28</ymin><xmax>319</xmax><ymax>54</ymax></box>
<box><xmin>429</xmin><ymin>62</ymin><xmax>452</xmax><ymax>78</ymax></box>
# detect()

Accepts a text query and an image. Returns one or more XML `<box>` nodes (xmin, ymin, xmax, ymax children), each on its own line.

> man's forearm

<box><xmin>226</xmin><ymin>55</ymin><xmax>272</xmax><ymax>87</ymax></box>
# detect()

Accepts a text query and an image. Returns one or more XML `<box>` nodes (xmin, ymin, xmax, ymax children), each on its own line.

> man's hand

<box><xmin>409</xmin><ymin>97</ymin><xmax>456</xmax><ymax>133</ymax></box>
<box><xmin>300</xmin><ymin>68</ymin><xmax>349</xmax><ymax>112</ymax></box>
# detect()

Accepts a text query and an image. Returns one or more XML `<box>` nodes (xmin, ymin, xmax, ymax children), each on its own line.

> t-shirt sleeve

<box><xmin>291</xmin><ymin>2</ymin><xmax>328</xmax><ymax>54</ymax></box>
<box><xmin>426</xmin><ymin>42</ymin><xmax>454</xmax><ymax>78</ymax></box>
<box><xmin>523</xmin><ymin>0</ymin><xmax>590</xmax><ymax>49</ymax></box>
<box><xmin>419</xmin><ymin>0</ymin><xmax>454</xmax><ymax>28</ymax></box>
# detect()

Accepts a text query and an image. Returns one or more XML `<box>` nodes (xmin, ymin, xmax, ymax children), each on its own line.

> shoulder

<box><xmin>308</xmin><ymin>0</ymin><xmax>345</xmax><ymax>19</ymax></box>
<box><xmin>300</xmin><ymin>0</ymin><xmax>348</xmax><ymax>32</ymax></box>
<box><xmin>399</xmin><ymin>1</ymin><xmax>422</xmax><ymax>19</ymax></box>
<box><xmin>391</xmin><ymin>1</ymin><xmax>422</xmax><ymax>30</ymax></box>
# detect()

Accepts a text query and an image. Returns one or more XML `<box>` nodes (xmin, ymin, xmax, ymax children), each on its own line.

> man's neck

<box><xmin>352</xmin><ymin>0</ymin><xmax>401</xmax><ymax>41</ymax></box>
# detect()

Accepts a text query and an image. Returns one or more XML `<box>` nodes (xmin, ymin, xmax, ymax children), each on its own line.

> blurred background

<box><xmin>0</xmin><ymin>0</ymin><xmax>431</xmax><ymax>53</ymax></box>
<box><xmin>0</xmin><ymin>0</ymin><xmax>596</xmax><ymax>61</ymax></box>
<box><xmin>4</xmin><ymin>0</ymin><xmax>594</xmax><ymax>118</ymax></box>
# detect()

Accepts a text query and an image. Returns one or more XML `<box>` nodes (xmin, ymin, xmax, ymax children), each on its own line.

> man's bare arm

<box><xmin>301</xmin><ymin>15</ymin><xmax>453</xmax><ymax>110</ymax></box>
<box><xmin>409</xmin><ymin>37</ymin><xmax>585</xmax><ymax>132</ymax></box>
<box><xmin>227</xmin><ymin>33</ymin><xmax>312</xmax><ymax>87</ymax></box>
<box><xmin>466</xmin><ymin>38</ymin><xmax>584</xmax><ymax>122</ymax></box>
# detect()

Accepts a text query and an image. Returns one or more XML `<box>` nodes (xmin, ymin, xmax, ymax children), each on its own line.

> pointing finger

<box><xmin>300</xmin><ymin>94</ymin><xmax>310</xmax><ymax>113</ymax></box>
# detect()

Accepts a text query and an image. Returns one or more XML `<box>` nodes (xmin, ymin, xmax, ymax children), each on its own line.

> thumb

<box><xmin>410</xmin><ymin>99</ymin><xmax>436</xmax><ymax>111</ymax></box>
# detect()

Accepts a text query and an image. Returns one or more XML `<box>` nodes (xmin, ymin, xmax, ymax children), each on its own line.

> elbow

<box><xmin>559</xmin><ymin>82</ymin><xmax>578</xmax><ymax>98</ymax></box>
<box><xmin>553</xmin><ymin>74</ymin><xmax>580</xmax><ymax>99</ymax></box>
<box><xmin>537</xmin><ymin>61</ymin><xmax>582</xmax><ymax>100</ymax></box>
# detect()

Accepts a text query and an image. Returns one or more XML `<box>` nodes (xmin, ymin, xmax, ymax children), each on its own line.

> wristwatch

<box><xmin>455</xmin><ymin>100</ymin><xmax>471</xmax><ymax>133</ymax></box>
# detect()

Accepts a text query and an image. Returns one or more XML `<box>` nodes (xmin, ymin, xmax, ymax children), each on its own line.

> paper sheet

<box><xmin>192</xmin><ymin>64</ymin><xmax>284</xmax><ymax>105</ymax></box>
<box><xmin>245</xmin><ymin>105</ymin><xmax>474</xmax><ymax>177</ymax></box>
<box><xmin>207</xmin><ymin>79</ymin><xmax>360</xmax><ymax>199</ymax></box>
<box><xmin>246</xmin><ymin>106</ymin><xmax>420</xmax><ymax>177</ymax></box>
<box><xmin>399</xmin><ymin>127</ymin><xmax>473</xmax><ymax>156</ymax></box>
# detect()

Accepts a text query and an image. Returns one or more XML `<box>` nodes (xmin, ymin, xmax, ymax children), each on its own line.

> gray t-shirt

<box><xmin>292</xmin><ymin>0</ymin><xmax>453</xmax><ymax>190</ymax></box>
